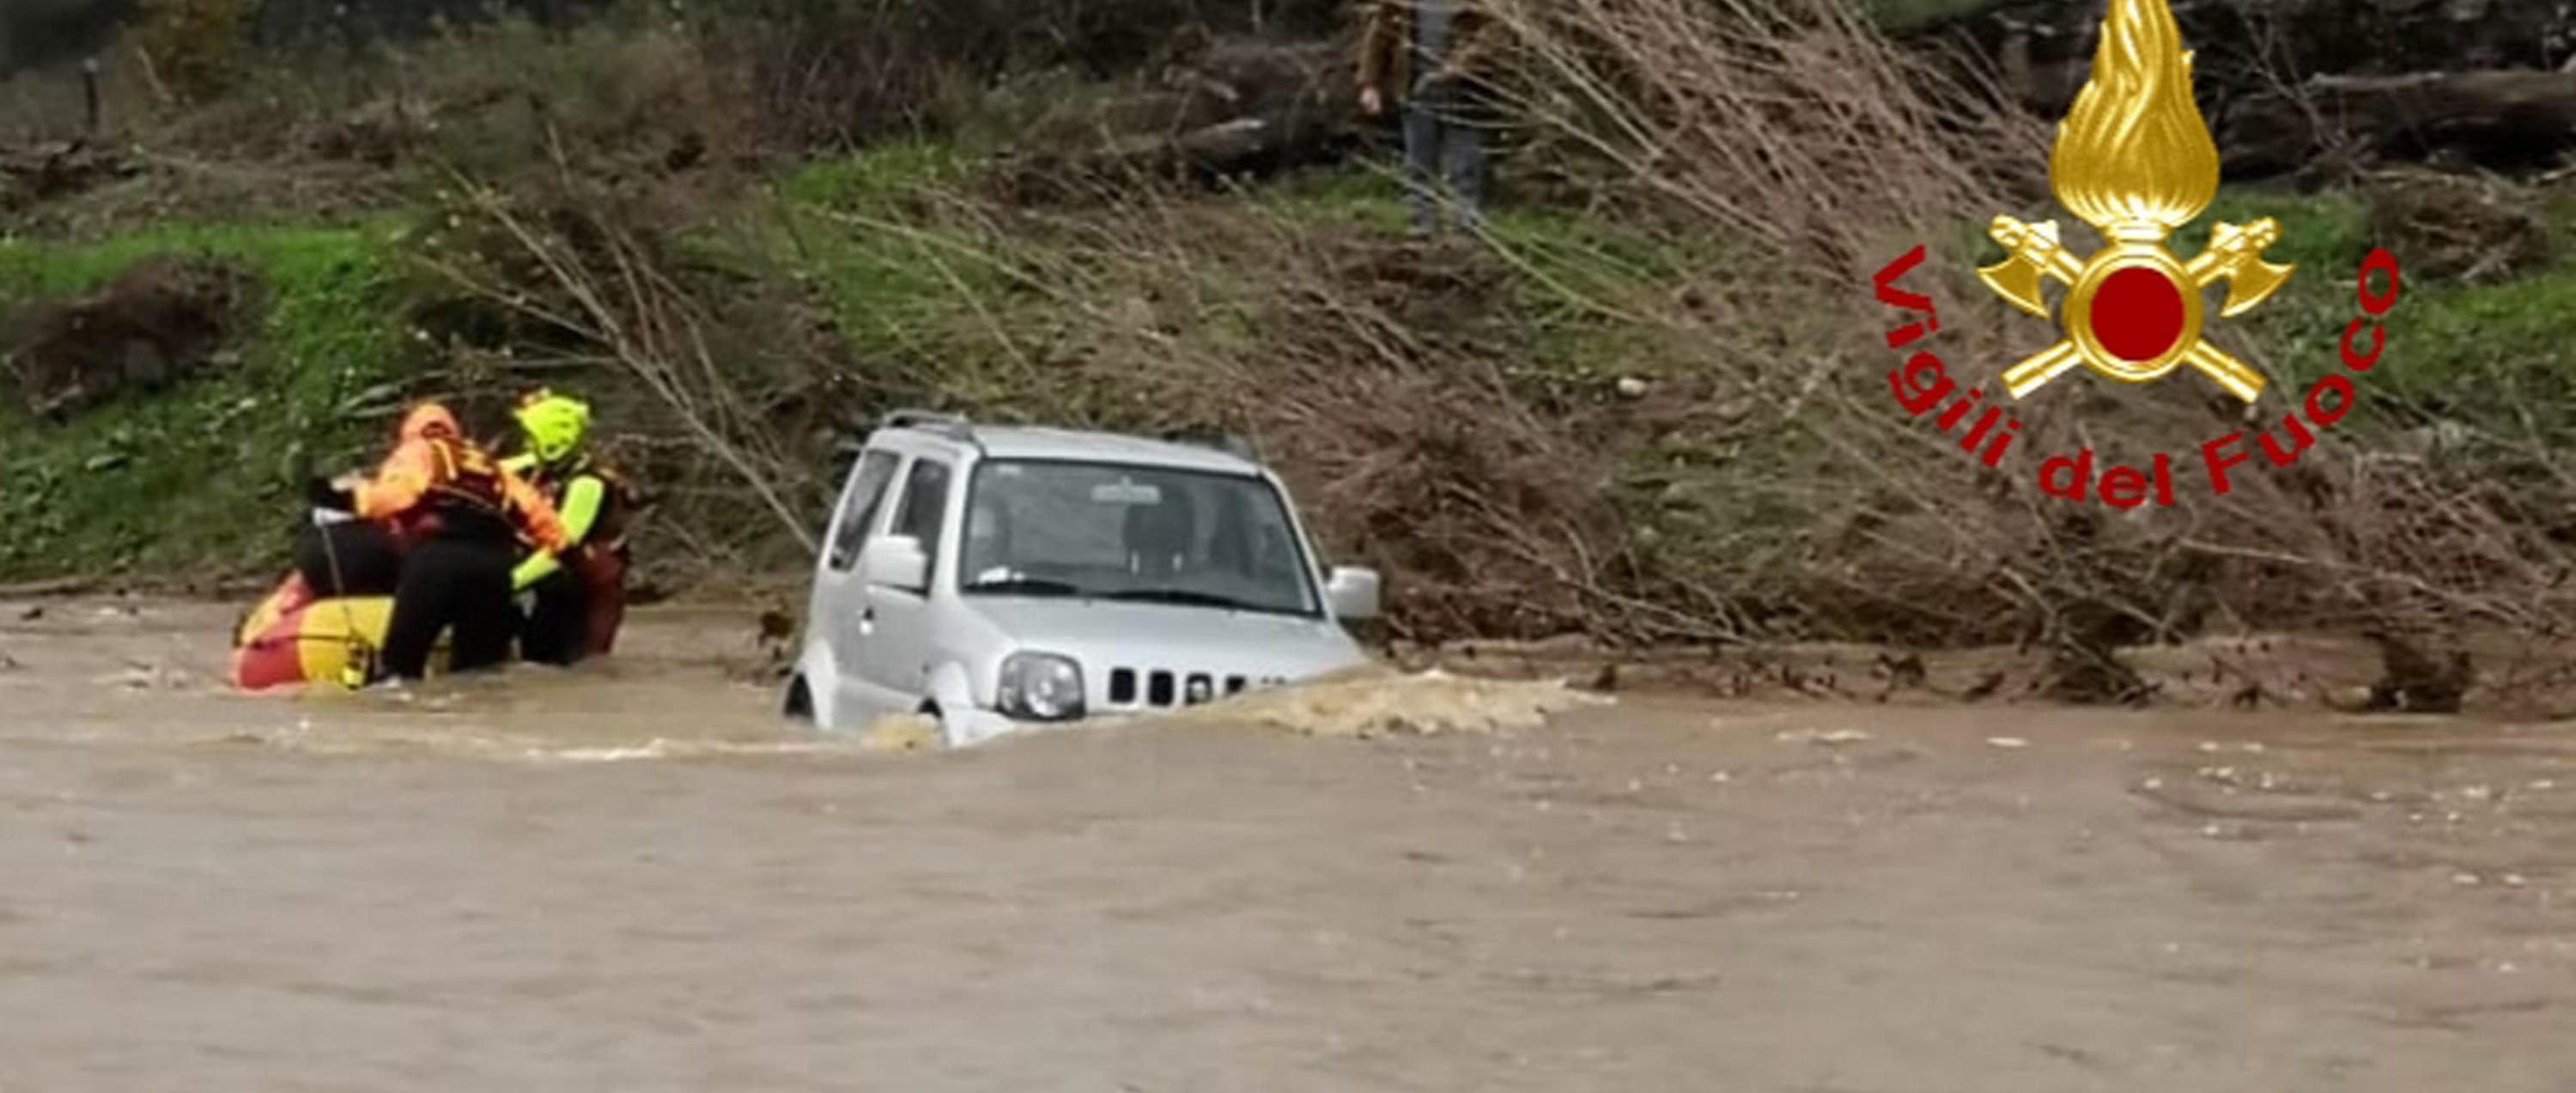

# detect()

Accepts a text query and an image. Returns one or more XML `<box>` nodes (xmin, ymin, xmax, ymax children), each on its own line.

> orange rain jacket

<box><xmin>351</xmin><ymin>404</ymin><xmax>571</xmax><ymax>556</ymax></box>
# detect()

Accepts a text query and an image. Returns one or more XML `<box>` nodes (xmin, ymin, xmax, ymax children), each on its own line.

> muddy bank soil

<box><xmin>2</xmin><ymin>598</ymin><xmax>2573</xmax><ymax>1090</ymax></box>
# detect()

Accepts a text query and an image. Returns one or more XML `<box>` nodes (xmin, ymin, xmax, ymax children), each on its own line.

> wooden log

<box><xmin>989</xmin><ymin>33</ymin><xmax>1368</xmax><ymax>202</ymax></box>
<box><xmin>2224</xmin><ymin>69</ymin><xmax>2576</xmax><ymax>177</ymax></box>
<box><xmin>0</xmin><ymin>575</ymin><xmax>102</xmax><ymax>598</ymax></box>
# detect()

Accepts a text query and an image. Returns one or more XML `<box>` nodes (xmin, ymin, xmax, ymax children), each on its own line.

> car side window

<box><xmin>826</xmin><ymin>450</ymin><xmax>901</xmax><ymax>572</ymax></box>
<box><xmin>890</xmin><ymin>458</ymin><xmax>954</xmax><ymax>568</ymax></box>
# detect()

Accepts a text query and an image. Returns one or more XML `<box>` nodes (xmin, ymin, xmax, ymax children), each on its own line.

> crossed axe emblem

<box><xmin>1979</xmin><ymin>214</ymin><xmax>2294</xmax><ymax>403</ymax></box>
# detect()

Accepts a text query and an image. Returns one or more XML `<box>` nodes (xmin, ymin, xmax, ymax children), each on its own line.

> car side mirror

<box><xmin>860</xmin><ymin>534</ymin><xmax>931</xmax><ymax>593</ymax></box>
<box><xmin>1325</xmin><ymin>566</ymin><xmax>1381</xmax><ymax>621</ymax></box>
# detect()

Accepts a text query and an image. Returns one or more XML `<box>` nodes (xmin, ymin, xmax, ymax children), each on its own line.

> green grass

<box><xmin>2202</xmin><ymin>185</ymin><xmax>2576</xmax><ymax>446</ymax></box>
<box><xmin>760</xmin><ymin>142</ymin><xmax>1018</xmax><ymax>367</ymax></box>
<box><xmin>1261</xmin><ymin>163</ymin><xmax>1731</xmax><ymax>399</ymax></box>
<box><xmin>2351</xmin><ymin>263</ymin><xmax>2576</xmax><ymax>446</ymax></box>
<box><xmin>772</xmin><ymin>140</ymin><xmax>980</xmax><ymax>211</ymax></box>
<box><xmin>0</xmin><ymin>221</ymin><xmax>412</xmax><ymax>580</ymax></box>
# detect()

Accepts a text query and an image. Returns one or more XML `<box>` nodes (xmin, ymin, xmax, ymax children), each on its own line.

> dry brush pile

<box><xmin>1482</xmin><ymin>0</ymin><xmax>2576</xmax><ymax>692</ymax></box>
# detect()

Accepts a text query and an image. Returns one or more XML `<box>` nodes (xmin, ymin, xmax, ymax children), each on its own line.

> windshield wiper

<box><xmin>962</xmin><ymin>576</ymin><xmax>1087</xmax><ymax>596</ymax></box>
<box><xmin>1103</xmin><ymin>588</ymin><xmax>1266</xmax><ymax>611</ymax></box>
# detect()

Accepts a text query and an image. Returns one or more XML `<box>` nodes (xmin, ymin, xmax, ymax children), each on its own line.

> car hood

<box><xmin>966</xmin><ymin>596</ymin><xmax>1365</xmax><ymax>677</ymax></box>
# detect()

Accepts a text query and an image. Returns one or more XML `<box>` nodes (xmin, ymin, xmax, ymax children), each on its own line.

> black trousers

<box><xmin>519</xmin><ymin>568</ymin><xmax>590</xmax><ymax>667</ymax></box>
<box><xmin>378</xmin><ymin>535</ymin><xmax>519</xmax><ymax>681</ymax></box>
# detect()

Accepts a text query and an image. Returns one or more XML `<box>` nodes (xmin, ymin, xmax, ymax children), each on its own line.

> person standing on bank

<box><xmin>501</xmin><ymin>391</ymin><xmax>640</xmax><ymax>666</ymax></box>
<box><xmin>1356</xmin><ymin>0</ymin><xmax>1503</xmax><ymax>238</ymax></box>
<box><xmin>309</xmin><ymin>403</ymin><xmax>571</xmax><ymax>683</ymax></box>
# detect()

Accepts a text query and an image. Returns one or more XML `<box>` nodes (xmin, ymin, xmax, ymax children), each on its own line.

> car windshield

<box><xmin>958</xmin><ymin>459</ymin><xmax>1320</xmax><ymax>616</ymax></box>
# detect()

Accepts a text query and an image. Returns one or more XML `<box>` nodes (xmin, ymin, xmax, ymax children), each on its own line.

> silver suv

<box><xmin>785</xmin><ymin>410</ymin><xmax>1383</xmax><ymax>747</ymax></box>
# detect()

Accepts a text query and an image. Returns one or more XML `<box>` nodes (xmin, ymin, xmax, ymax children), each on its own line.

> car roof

<box><xmin>885</xmin><ymin>424</ymin><xmax>1267</xmax><ymax>477</ymax></box>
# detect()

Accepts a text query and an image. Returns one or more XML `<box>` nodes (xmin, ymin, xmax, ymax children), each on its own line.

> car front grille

<box><xmin>1104</xmin><ymin>666</ymin><xmax>1285</xmax><ymax>709</ymax></box>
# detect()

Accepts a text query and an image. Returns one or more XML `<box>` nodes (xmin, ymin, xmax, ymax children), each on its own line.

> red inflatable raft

<box><xmin>228</xmin><ymin>571</ymin><xmax>444</xmax><ymax>690</ymax></box>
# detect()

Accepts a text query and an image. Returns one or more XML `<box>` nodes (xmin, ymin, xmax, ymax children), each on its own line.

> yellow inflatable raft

<box><xmin>229</xmin><ymin>572</ymin><xmax>446</xmax><ymax>689</ymax></box>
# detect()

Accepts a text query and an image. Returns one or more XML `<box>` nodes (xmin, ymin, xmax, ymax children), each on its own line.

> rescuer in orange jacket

<box><xmin>308</xmin><ymin>403</ymin><xmax>571</xmax><ymax>682</ymax></box>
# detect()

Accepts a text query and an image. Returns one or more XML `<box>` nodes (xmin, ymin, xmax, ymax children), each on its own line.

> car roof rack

<box><xmin>878</xmin><ymin>408</ymin><xmax>979</xmax><ymax>446</ymax></box>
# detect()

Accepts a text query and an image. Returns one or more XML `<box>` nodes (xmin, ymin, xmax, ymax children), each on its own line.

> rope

<box><xmin>310</xmin><ymin>505</ymin><xmax>375</xmax><ymax>689</ymax></box>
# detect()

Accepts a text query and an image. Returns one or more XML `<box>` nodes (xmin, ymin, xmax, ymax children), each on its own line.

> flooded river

<box><xmin>3</xmin><ymin>598</ymin><xmax>2573</xmax><ymax>1090</ymax></box>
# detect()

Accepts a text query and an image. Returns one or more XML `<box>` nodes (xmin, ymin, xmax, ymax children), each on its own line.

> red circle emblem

<box><xmin>2091</xmin><ymin>267</ymin><xmax>2187</xmax><ymax>361</ymax></box>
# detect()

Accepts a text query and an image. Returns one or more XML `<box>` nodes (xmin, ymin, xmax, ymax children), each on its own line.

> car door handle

<box><xmin>856</xmin><ymin>605</ymin><xmax>876</xmax><ymax>635</ymax></box>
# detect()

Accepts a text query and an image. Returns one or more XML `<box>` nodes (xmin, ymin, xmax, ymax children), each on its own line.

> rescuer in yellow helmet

<box><xmin>502</xmin><ymin>391</ymin><xmax>640</xmax><ymax>665</ymax></box>
<box><xmin>310</xmin><ymin>402</ymin><xmax>571</xmax><ymax>682</ymax></box>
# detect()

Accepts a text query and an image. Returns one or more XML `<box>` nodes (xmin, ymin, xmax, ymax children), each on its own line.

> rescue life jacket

<box><xmin>404</xmin><ymin>437</ymin><xmax>516</xmax><ymax>543</ymax></box>
<box><xmin>518</xmin><ymin>453</ymin><xmax>638</xmax><ymax>556</ymax></box>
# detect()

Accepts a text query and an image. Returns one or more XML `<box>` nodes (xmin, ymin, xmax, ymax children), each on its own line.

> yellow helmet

<box><xmin>513</xmin><ymin>390</ymin><xmax>592</xmax><ymax>465</ymax></box>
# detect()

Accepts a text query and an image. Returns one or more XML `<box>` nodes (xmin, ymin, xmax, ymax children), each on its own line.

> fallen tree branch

<box><xmin>0</xmin><ymin>575</ymin><xmax>101</xmax><ymax>598</ymax></box>
<box><xmin>2229</xmin><ymin>69</ymin><xmax>2576</xmax><ymax>174</ymax></box>
<box><xmin>434</xmin><ymin>173</ymin><xmax>819</xmax><ymax>557</ymax></box>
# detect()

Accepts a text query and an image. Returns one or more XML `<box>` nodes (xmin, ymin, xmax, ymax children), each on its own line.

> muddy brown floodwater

<box><xmin>3</xmin><ymin>598</ymin><xmax>2575</xmax><ymax>1091</ymax></box>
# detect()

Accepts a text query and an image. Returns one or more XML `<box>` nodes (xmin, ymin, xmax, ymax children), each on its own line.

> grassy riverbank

<box><xmin>5</xmin><ymin>0</ymin><xmax>2575</xmax><ymax>667</ymax></box>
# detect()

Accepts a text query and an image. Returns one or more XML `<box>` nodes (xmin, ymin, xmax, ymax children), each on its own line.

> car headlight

<box><xmin>998</xmin><ymin>652</ymin><xmax>1085</xmax><ymax>721</ymax></box>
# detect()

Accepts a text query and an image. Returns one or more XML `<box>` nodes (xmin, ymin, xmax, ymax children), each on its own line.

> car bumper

<box><xmin>943</xmin><ymin>707</ymin><xmax>1066</xmax><ymax>749</ymax></box>
<box><xmin>951</xmin><ymin>686</ymin><xmax>1309</xmax><ymax>747</ymax></box>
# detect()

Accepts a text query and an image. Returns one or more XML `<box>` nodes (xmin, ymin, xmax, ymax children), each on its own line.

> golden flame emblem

<box><xmin>1980</xmin><ymin>0</ymin><xmax>2292</xmax><ymax>402</ymax></box>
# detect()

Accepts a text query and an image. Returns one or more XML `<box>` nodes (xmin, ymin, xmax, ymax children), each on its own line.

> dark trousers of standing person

<box><xmin>519</xmin><ymin>568</ymin><xmax>590</xmax><ymax>667</ymax></box>
<box><xmin>378</xmin><ymin>534</ymin><xmax>519</xmax><ymax>680</ymax></box>
<box><xmin>1402</xmin><ymin>76</ymin><xmax>1488</xmax><ymax>237</ymax></box>
<box><xmin>580</xmin><ymin>545</ymin><xmax>629</xmax><ymax>658</ymax></box>
<box><xmin>520</xmin><ymin>545</ymin><xmax>628</xmax><ymax>665</ymax></box>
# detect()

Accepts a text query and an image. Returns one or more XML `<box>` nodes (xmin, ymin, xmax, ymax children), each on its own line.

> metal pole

<box><xmin>82</xmin><ymin>57</ymin><xmax>100</xmax><ymax>137</ymax></box>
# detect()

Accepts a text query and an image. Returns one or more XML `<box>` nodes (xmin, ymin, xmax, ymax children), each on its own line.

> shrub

<box><xmin>125</xmin><ymin>0</ymin><xmax>252</xmax><ymax>106</ymax></box>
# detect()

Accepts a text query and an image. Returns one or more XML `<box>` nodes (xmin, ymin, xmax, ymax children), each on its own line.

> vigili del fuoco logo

<box><xmin>1870</xmin><ymin>0</ymin><xmax>2403</xmax><ymax>508</ymax></box>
